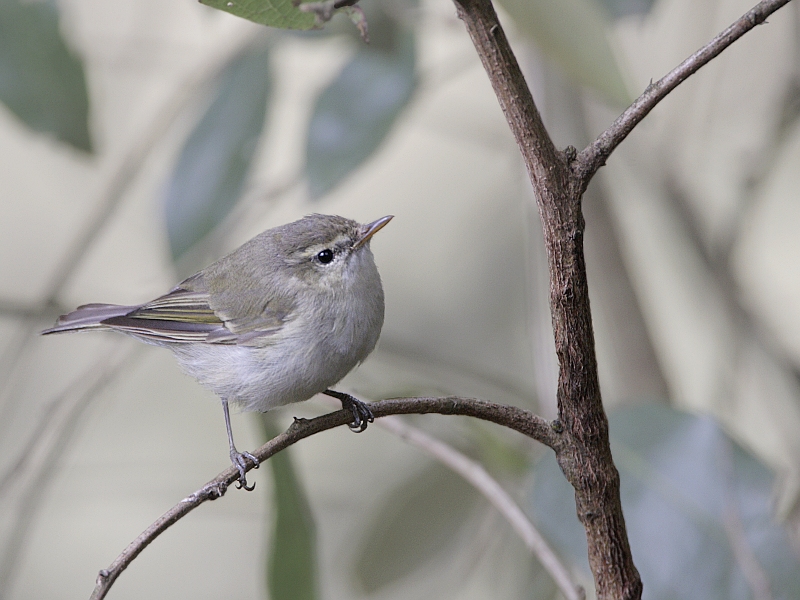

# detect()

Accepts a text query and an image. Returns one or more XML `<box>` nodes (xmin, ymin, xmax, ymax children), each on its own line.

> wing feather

<box><xmin>100</xmin><ymin>316</ymin><xmax>220</xmax><ymax>343</ymax></box>
<box><xmin>126</xmin><ymin>289</ymin><xmax>220</xmax><ymax>324</ymax></box>
<box><xmin>100</xmin><ymin>285</ymin><xmax>291</xmax><ymax>346</ymax></box>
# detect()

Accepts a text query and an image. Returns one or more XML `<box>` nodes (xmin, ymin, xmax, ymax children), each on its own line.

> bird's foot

<box><xmin>230</xmin><ymin>449</ymin><xmax>259</xmax><ymax>491</ymax></box>
<box><xmin>324</xmin><ymin>389</ymin><xmax>374</xmax><ymax>432</ymax></box>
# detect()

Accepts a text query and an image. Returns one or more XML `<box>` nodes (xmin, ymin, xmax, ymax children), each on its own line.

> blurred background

<box><xmin>1</xmin><ymin>0</ymin><xmax>800</xmax><ymax>598</ymax></box>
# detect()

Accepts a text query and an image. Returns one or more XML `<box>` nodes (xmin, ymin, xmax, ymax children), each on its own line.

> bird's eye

<box><xmin>316</xmin><ymin>249</ymin><xmax>334</xmax><ymax>264</ymax></box>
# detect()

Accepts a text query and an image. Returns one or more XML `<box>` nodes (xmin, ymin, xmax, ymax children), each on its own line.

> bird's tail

<box><xmin>41</xmin><ymin>303</ymin><xmax>138</xmax><ymax>335</ymax></box>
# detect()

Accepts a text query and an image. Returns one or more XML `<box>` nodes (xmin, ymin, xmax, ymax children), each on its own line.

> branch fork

<box><xmin>451</xmin><ymin>0</ymin><xmax>794</xmax><ymax>598</ymax></box>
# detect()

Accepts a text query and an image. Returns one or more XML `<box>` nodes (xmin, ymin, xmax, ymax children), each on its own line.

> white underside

<box><xmin>169</xmin><ymin>269</ymin><xmax>383</xmax><ymax>412</ymax></box>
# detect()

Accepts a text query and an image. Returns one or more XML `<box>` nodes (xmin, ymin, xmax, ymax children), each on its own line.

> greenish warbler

<box><xmin>43</xmin><ymin>214</ymin><xmax>392</xmax><ymax>490</ymax></box>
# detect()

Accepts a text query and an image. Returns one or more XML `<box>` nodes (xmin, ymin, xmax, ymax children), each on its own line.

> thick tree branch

<box><xmin>450</xmin><ymin>0</ymin><xmax>794</xmax><ymax>598</ymax></box>
<box><xmin>576</xmin><ymin>0</ymin><xmax>794</xmax><ymax>188</ymax></box>
<box><xmin>89</xmin><ymin>396</ymin><xmax>558</xmax><ymax>600</ymax></box>
<box><xmin>451</xmin><ymin>0</ymin><xmax>563</xmax><ymax>201</ymax></box>
<box><xmin>452</xmin><ymin>1</ymin><xmax>641</xmax><ymax>599</ymax></box>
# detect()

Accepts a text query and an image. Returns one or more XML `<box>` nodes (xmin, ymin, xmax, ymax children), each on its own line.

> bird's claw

<box><xmin>343</xmin><ymin>395</ymin><xmax>374</xmax><ymax>432</ymax></box>
<box><xmin>230</xmin><ymin>450</ymin><xmax>259</xmax><ymax>491</ymax></box>
<box><xmin>323</xmin><ymin>389</ymin><xmax>374</xmax><ymax>432</ymax></box>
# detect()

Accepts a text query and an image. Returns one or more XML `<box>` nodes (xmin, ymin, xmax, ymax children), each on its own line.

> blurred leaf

<box><xmin>353</xmin><ymin>460</ymin><xmax>480</xmax><ymax>592</ymax></box>
<box><xmin>164</xmin><ymin>42</ymin><xmax>272</xmax><ymax>260</ymax></box>
<box><xmin>528</xmin><ymin>405</ymin><xmax>800</xmax><ymax>599</ymax></box>
<box><xmin>0</xmin><ymin>0</ymin><xmax>92</xmax><ymax>152</ymax></box>
<box><xmin>597</xmin><ymin>0</ymin><xmax>658</xmax><ymax>19</ymax></box>
<box><xmin>497</xmin><ymin>0</ymin><xmax>631</xmax><ymax>106</ymax></box>
<box><xmin>305</xmin><ymin>31</ymin><xmax>416</xmax><ymax>198</ymax></box>
<box><xmin>200</xmin><ymin>0</ymin><xmax>316</xmax><ymax>30</ymax></box>
<box><xmin>260</xmin><ymin>416</ymin><xmax>318</xmax><ymax>600</ymax></box>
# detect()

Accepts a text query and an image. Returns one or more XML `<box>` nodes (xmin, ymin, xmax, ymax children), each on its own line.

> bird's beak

<box><xmin>354</xmin><ymin>215</ymin><xmax>393</xmax><ymax>249</ymax></box>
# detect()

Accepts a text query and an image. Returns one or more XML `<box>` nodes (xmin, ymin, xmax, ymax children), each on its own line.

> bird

<box><xmin>43</xmin><ymin>213</ymin><xmax>392</xmax><ymax>490</ymax></box>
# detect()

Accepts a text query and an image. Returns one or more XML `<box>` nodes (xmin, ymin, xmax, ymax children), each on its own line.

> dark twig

<box><xmin>88</xmin><ymin>396</ymin><xmax>558</xmax><ymax>600</ymax></box>
<box><xmin>576</xmin><ymin>0</ymin><xmax>795</xmax><ymax>189</ymax></box>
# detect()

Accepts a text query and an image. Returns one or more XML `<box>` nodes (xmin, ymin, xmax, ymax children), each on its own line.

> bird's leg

<box><xmin>323</xmin><ymin>389</ymin><xmax>374</xmax><ymax>432</ymax></box>
<box><xmin>221</xmin><ymin>398</ymin><xmax>259</xmax><ymax>491</ymax></box>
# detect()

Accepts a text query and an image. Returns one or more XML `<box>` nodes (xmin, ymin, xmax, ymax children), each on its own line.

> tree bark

<box><xmin>451</xmin><ymin>1</ymin><xmax>642</xmax><ymax>598</ymax></box>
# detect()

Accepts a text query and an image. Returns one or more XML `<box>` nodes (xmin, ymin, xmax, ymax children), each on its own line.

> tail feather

<box><xmin>41</xmin><ymin>303</ymin><xmax>140</xmax><ymax>335</ymax></box>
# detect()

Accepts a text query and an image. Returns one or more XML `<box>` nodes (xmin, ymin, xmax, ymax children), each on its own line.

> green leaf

<box><xmin>353</xmin><ymin>460</ymin><xmax>480</xmax><ymax>592</ymax></box>
<box><xmin>260</xmin><ymin>416</ymin><xmax>318</xmax><ymax>600</ymax></box>
<box><xmin>200</xmin><ymin>0</ymin><xmax>316</xmax><ymax>30</ymax></box>
<box><xmin>164</xmin><ymin>42</ymin><xmax>272</xmax><ymax>260</ymax></box>
<box><xmin>0</xmin><ymin>0</ymin><xmax>92</xmax><ymax>152</ymax></box>
<box><xmin>497</xmin><ymin>0</ymin><xmax>631</xmax><ymax>106</ymax></box>
<box><xmin>528</xmin><ymin>405</ymin><xmax>800</xmax><ymax>599</ymax></box>
<box><xmin>305</xmin><ymin>31</ymin><xmax>416</xmax><ymax>198</ymax></box>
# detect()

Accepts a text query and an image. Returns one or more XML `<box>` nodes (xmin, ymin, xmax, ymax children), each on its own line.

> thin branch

<box><xmin>576</xmin><ymin>0</ymin><xmax>795</xmax><ymax>186</ymax></box>
<box><xmin>89</xmin><ymin>397</ymin><xmax>559</xmax><ymax>600</ymax></box>
<box><xmin>371</xmin><ymin>397</ymin><xmax>558</xmax><ymax>445</ymax></box>
<box><xmin>376</xmin><ymin>415</ymin><xmax>584</xmax><ymax>600</ymax></box>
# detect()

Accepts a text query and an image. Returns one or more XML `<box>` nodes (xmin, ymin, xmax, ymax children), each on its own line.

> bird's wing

<box><xmin>101</xmin><ymin>285</ymin><xmax>291</xmax><ymax>346</ymax></box>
